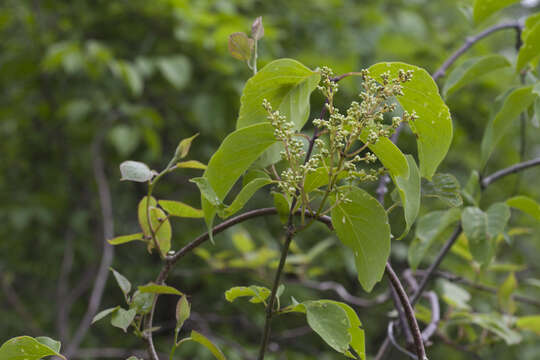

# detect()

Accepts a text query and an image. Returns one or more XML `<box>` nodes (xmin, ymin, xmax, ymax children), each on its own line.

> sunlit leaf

<box><xmin>473</xmin><ymin>0</ymin><xmax>520</xmax><ymax>23</ymax></box>
<box><xmin>176</xmin><ymin>160</ymin><xmax>207</xmax><ymax>170</ymax></box>
<box><xmin>517</xmin><ymin>21</ymin><xmax>540</xmax><ymax>71</ymax></box>
<box><xmin>224</xmin><ymin>286</ymin><xmax>271</xmax><ymax>303</ymax></box>
<box><xmin>174</xmin><ymin>133</ymin><xmax>199</xmax><ymax>160</ymax></box>
<box><xmin>497</xmin><ymin>272</ymin><xmax>517</xmax><ymax>314</ymax></box>
<box><xmin>108</xmin><ymin>233</ymin><xmax>144</xmax><ymax>245</ymax></box>
<box><xmin>158</xmin><ymin>200</ymin><xmax>203</xmax><ymax>218</ymax></box>
<box><xmin>516</xmin><ymin>315</ymin><xmax>540</xmax><ymax>335</ymax></box>
<box><xmin>138</xmin><ymin>283</ymin><xmax>183</xmax><ymax>296</ymax></box>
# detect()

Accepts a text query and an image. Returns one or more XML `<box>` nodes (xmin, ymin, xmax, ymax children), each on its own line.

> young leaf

<box><xmin>108</xmin><ymin>233</ymin><xmax>144</xmax><ymax>245</ymax></box>
<box><xmin>473</xmin><ymin>0</ymin><xmax>520</xmax><ymax>23</ymax></box>
<box><xmin>224</xmin><ymin>286</ymin><xmax>270</xmax><ymax>303</ymax></box>
<box><xmin>111</xmin><ymin>308</ymin><xmax>136</xmax><ymax>332</ymax></box>
<box><xmin>92</xmin><ymin>306</ymin><xmax>120</xmax><ymax>324</ymax></box>
<box><xmin>0</xmin><ymin>336</ymin><xmax>66</xmax><ymax>360</ymax></box>
<box><xmin>119</xmin><ymin>160</ymin><xmax>153</xmax><ymax>182</ymax></box>
<box><xmin>507</xmin><ymin>195</ymin><xmax>540</xmax><ymax>221</ymax></box>
<box><xmin>368</xmin><ymin>62</ymin><xmax>453</xmax><ymax>179</ymax></box>
<box><xmin>228</xmin><ymin>32</ymin><xmax>254</xmax><ymax>61</ymax></box>
<box><xmin>177</xmin><ymin>160</ymin><xmax>207</xmax><ymax>170</ymax></box>
<box><xmin>498</xmin><ymin>272</ymin><xmax>517</xmax><ymax>314</ymax></box>
<box><xmin>443</xmin><ymin>55</ymin><xmax>511</xmax><ymax>97</ymax></box>
<box><xmin>517</xmin><ymin>21</ymin><xmax>540</xmax><ymax>71</ymax></box>
<box><xmin>237</xmin><ymin>59</ymin><xmax>320</xmax><ymax>131</ymax></box>
<box><xmin>190</xmin><ymin>330</ymin><xmax>226</xmax><ymax>360</ymax></box>
<box><xmin>175</xmin><ymin>295</ymin><xmax>191</xmax><ymax>332</ymax></box>
<box><xmin>408</xmin><ymin>208</ymin><xmax>461</xmax><ymax>270</ymax></box>
<box><xmin>422</xmin><ymin>173</ymin><xmax>463</xmax><ymax>207</ymax></box>
<box><xmin>223</xmin><ymin>178</ymin><xmax>273</xmax><ymax>218</ymax></box>
<box><xmin>330</xmin><ymin>186</ymin><xmax>391</xmax><ymax>292</ymax></box>
<box><xmin>461</xmin><ymin>207</ymin><xmax>491</xmax><ymax>265</ymax></box>
<box><xmin>158</xmin><ymin>200</ymin><xmax>203</xmax><ymax>218</ymax></box>
<box><xmin>251</xmin><ymin>16</ymin><xmax>264</xmax><ymax>40</ymax></box>
<box><xmin>148</xmin><ymin>207</ymin><xmax>172</xmax><ymax>254</ymax></box>
<box><xmin>516</xmin><ymin>315</ymin><xmax>540</xmax><ymax>335</ymax></box>
<box><xmin>272</xmin><ymin>191</ymin><xmax>290</xmax><ymax>224</ymax></box>
<box><xmin>130</xmin><ymin>291</ymin><xmax>154</xmax><ymax>315</ymax></box>
<box><xmin>138</xmin><ymin>283</ymin><xmax>183</xmax><ymax>296</ymax></box>
<box><xmin>393</xmin><ymin>155</ymin><xmax>421</xmax><ymax>239</ymax></box>
<box><xmin>304</xmin><ymin>300</ymin><xmax>351</xmax><ymax>354</ymax></box>
<box><xmin>110</xmin><ymin>268</ymin><xmax>132</xmax><ymax>299</ymax></box>
<box><xmin>480</xmin><ymin>86</ymin><xmax>537</xmax><ymax>167</ymax></box>
<box><xmin>174</xmin><ymin>133</ymin><xmax>199</xmax><ymax>160</ymax></box>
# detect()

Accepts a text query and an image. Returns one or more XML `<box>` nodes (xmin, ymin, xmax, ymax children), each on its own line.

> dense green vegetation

<box><xmin>1</xmin><ymin>1</ymin><xmax>540</xmax><ymax>359</ymax></box>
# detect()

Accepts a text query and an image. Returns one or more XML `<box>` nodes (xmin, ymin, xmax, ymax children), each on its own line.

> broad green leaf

<box><xmin>517</xmin><ymin>21</ymin><xmax>540</xmax><ymax>71</ymax></box>
<box><xmin>523</xmin><ymin>13</ymin><xmax>540</xmax><ymax>40</ymax></box>
<box><xmin>228</xmin><ymin>32</ymin><xmax>254</xmax><ymax>61</ymax></box>
<box><xmin>191</xmin><ymin>177</ymin><xmax>222</xmax><ymax>207</ymax></box>
<box><xmin>237</xmin><ymin>58</ymin><xmax>320</xmax><ymax>131</ymax></box>
<box><xmin>177</xmin><ymin>160</ymin><xmax>207</xmax><ymax>170</ymax></box>
<box><xmin>119</xmin><ymin>160</ymin><xmax>153</xmax><ymax>182</ymax></box>
<box><xmin>201</xmin><ymin>123</ymin><xmax>277</xmax><ymax>239</ymax></box>
<box><xmin>35</xmin><ymin>337</ymin><xmax>61</xmax><ymax>353</ymax></box>
<box><xmin>224</xmin><ymin>286</ymin><xmax>271</xmax><ymax>303</ymax></box>
<box><xmin>331</xmin><ymin>186</ymin><xmax>391</xmax><ymax>292</ymax></box>
<box><xmin>174</xmin><ymin>133</ymin><xmax>199</xmax><ymax>160</ymax></box>
<box><xmin>423</xmin><ymin>173</ymin><xmax>462</xmax><ymax>207</ymax></box>
<box><xmin>443</xmin><ymin>55</ymin><xmax>511</xmax><ymax>97</ymax></box>
<box><xmin>439</xmin><ymin>279</ymin><xmax>471</xmax><ymax>310</ymax></box>
<box><xmin>408</xmin><ymin>208</ymin><xmax>461</xmax><ymax>270</ymax></box>
<box><xmin>480</xmin><ymin>86</ymin><xmax>537</xmax><ymax>167</ymax></box>
<box><xmin>393</xmin><ymin>155</ymin><xmax>421</xmax><ymax>239</ymax></box>
<box><xmin>223</xmin><ymin>178</ymin><xmax>273</xmax><ymax>218</ymax></box>
<box><xmin>138</xmin><ymin>283</ymin><xmax>183</xmax><ymax>296</ymax></box>
<box><xmin>335</xmin><ymin>302</ymin><xmax>366</xmax><ymax>360</ymax></box>
<box><xmin>190</xmin><ymin>330</ymin><xmax>226</xmax><ymax>360</ymax></box>
<box><xmin>486</xmin><ymin>202</ymin><xmax>511</xmax><ymax>238</ymax></box>
<box><xmin>242</xmin><ymin>168</ymin><xmax>270</xmax><ymax>187</ymax></box>
<box><xmin>138</xmin><ymin>196</ymin><xmax>156</xmax><ymax>237</ymax></box>
<box><xmin>358</xmin><ymin>133</ymin><xmax>409</xmax><ymax>179</ymax></box>
<box><xmin>498</xmin><ymin>272</ymin><xmax>517</xmax><ymax>314</ymax></box>
<box><xmin>305</xmin><ymin>300</ymin><xmax>351</xmax><ymax>354</ymax></box>
<box><xmin>158</xmin><ymin>200</ymin><xmax>203</xmax><ymax>218</ymax></box>
<box><xmin>507</xmin><ymin>195</ymin><xmax>540</xmax><ymax>221</ymax></box>
<box><xmin>111</xmin><ymin>308</ymin><xmax>136</xmax><ymax>332</ymax></box>
<box><xmin>92</xmin><ymin>306</ymin><xmax>119</xmax><ymax>324</ymax></box>
<box><xmin>108</xmin><ymin>233</ymin><xmax>144</xmax><ymax>245</ymax></box>
<box><xmin>157</xmin><ymin>55</ymin><xmax>191</xmax><ymax>89</ymax></box>
<box><xmin>148</xmin><ymin>207</ymin><xmax>172</xmax><ymax>254</ymax></box>
<box><xmin>473</xmin><ymin>0</ymin><xmax>520</xmax><ymax>23</ymax></box>
<box><xmin>272</xmin><ymin>191</ymin><xmax>290</xmax><ymax>224</ymax></box>
<box><xmin>516</xmin><ymin>315</ymin><xmax>540</xmax><ymax>335</ymax></box>
<box><xmin>175</xmin><ymin>295</ymin><xmax>190</xmax><ymax>331</ymax></box>
<box><xmin>0</xmin><ymin>336</ymin><xmax>66</xmax><ymax>360</ymax></box>
<box><xmin>368</xmin><ymin>62</ymin><xmax>453</xmax><ymax>179</ymax></box>
<box><xmin>110</xmin><ymin>268</ymin><xmax>131</xmax><ymax>298</ymax></box>
<box><xmin>461</xmin><ymin>207</ymin><xmax>491</xmax><ymax>265</ymax></box>
<box><xmin>130</xmin><ymin>291</ymin><xmax>154</xmax><ymax>315</ymax></box>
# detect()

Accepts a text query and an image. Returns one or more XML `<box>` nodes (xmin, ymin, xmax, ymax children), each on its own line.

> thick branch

<box><xmin>481</xmin><ymin>157</ymin><xmax>540</xmax><ymax>189</ymax></box>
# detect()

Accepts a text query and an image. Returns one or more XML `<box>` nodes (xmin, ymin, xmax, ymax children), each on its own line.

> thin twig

<box><xmin>481</xmin><ymin>157</ymin><xmax>540</xmax><ymax>189</ymax></box>
<box><xmin>297</xmin><ymin>279</ymin><xmax>390</xmax><ymax>307</ymax></box>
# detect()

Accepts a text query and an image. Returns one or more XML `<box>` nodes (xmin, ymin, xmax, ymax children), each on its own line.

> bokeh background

<box><xmin>1</xmin><ymin>0</ymin><xmax>540</xmax><ymax>359</ymax></box>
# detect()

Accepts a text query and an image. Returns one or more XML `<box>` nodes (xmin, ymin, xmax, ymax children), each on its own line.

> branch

<box><xmin>65</xmin><ymin>130</ymin><xmax>115</xmax><ymax>357</ymax></box>
<box><xmin>297</xmin><ymin>279</ymin><xmax>390</xmax><ymax>307</ymax></box>
<box><xmin>432</xmin><ymin>21</ymin><xmax>523</xmax><ymax>80</ymax></box>
<box><xmin>481</xmin><ymin>157</ymin><xmax>540</xmax><ymax>189</ymax></box>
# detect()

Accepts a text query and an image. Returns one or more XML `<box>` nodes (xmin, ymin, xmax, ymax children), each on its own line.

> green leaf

<box><xmin>130</xmin><ymin>291</ymin><xmax>154</xmax><ymax>315</ymax></box>
<box><xmin>110</xmin><ymin>60</ymin><xmax>143</xmax><ymax>95</ymax></box>
<box><xmin>201</xmin><ymin>123</ymin><xmax>277</xmax><ymax>240</ymax></box>
<box><xmin>498</xmin><ymin>272</ymin><xmax>517</xmax><ymax>314</ymax></box>
<box><xmin>223</xmin><ymin>178</ymin><xmax>273</xmax><ymax>218</ymax></box>
<box><xmin>486</xmin><ymin>202</ymin><xmax>511</xmax><ymax>238</ymax></box>
<box><xmin>110</xmin><ymin>268</ymin><xmax>131</xmax><ymax>298</ymax></box>
<box><xmin>158</xmin><ymin>200</ymin><xmax>203</xmax><ymax>218</ymax></box>
<box><xmin>462</xmin><ymin>170</ymin><xmax>481</xmax><ymax>206</ymax></box>
<box><xmin>393</xmin><ymin>155</ymin><xmax>421</xmax><ymax>239</ymax></box>
<box><xmin>461</xmin><ymin>207</ymin><xmax>491</xmax><ymax>265</ymax></box>
<box><xmin>138</xmin><ymin>196</ymin><xmax>156</xmax><ymax>237</ymax></box>
<box><xmin>191</xmin><ymin>177</ymin><xmax>222</xmax><ymax>207</ymax></box>
<box><xmin>358</xmin><ymin>133</ymin><xmax>409</xmax><ymax>179</ymax></box>
<box><xmin>334</xmin><ymin>302</ymin><xmax>366</xmax><ymax>360</ymax></box>
<box><xmin>272</xmin><ymin>191</ymin><xmax>290</xmax><ymax>224</ymax></box>
<box><xmin>422</xmin><ymin>173</ymin><xmax>463</xmax><ymax>207</ymax></box>
<box><xmin>473</xmin><ymin>0</ymin><xmax>520</xmax><ymax>23</ymax></box>
<box><xmin>368</xmin><ymin>62</ymin><xmax>453</xmax><ymax>179</ymax></box>
<box><xmin>517</xmin><ymin>21</ymin><xmax>540</xmax><ymax>71</ymax></box>
<box><xmin>231</xmin><ymin>230</ymin><xmax>255</xmax><ymax>253</ymax></box>
<box><xmin>119</xmin><ymin>160</ymin><xmax>153</xmax><ymax>182</ymax></box>
<box><xmin>111</xmin><ymin>308</ymin><xmax>136</xmax><ymax>332</ymax></box>
<box><xmin>516</xmin><ymin>315</ymin><xmax>540</xmax><ymax>335</ymax></box>
<box><xmin>408</xmin><ymin>208</ymin><xmax>461</xmax><ymax>270</ymax></box>
<box><xmin>35</xmin><ymin>337</ymin><xmax>61</xmax><ymax>353</ymax></box>
<box><xmin>108</xmin><ymin>233</ymin><xmax>144</xmax><ymax>245</ymax></box>
<box><xmin>149</xmin><ymin>207</ymin><xmax>172</xmax><ymax>254</ymax></box>
<box><xmin>439</xmin><ymin>279</ymin><xmax>471</xmax><ymax>310</ymax></box>
<box><xmin>507</xmin><ymin>195</ymin><xmax>540</xmax><ymax>221</ymax></box>
<box><xmin>0</xmin><ymin>336</ymin><xmax>66</xmax><ymax>360</ymax></box>
<box><xmin>174</xmin><ymin>133</ymin><xmax>199</xmax><ymax>160</ymax></box>
<box><xmin>228</xmin><ymin>32</ymin><xmax>254</xmax><ymax>61</ymax></box>
<box><xmin>138</xmin><ymin>283</ymin><xmax>183</xmax><ymax>296</ymax></box>
<box><xmin>175</xmin><ymin>295</ymin><xmax>190</xmax><ymax>332</ymax></box>
<box><xmin>92</xmin><ymin>306</ymin><xmax>120</xmax><ymax>324</ymax></box>
<box><xmin>480</xmin><ymin>86</ymin><xmax>537</xmax><ymax>167</ymax></box>
<box><xmin>177</xmin><ymin>160</ymin><xmax>207</xmax><ymax>170</ymax></box>
<box><xmin>224</xmin><ymin>286</ymin><xmax>271</xmax><ymax>303</ymax></box>
<box><xmin>237</xmin><ymin>58</ymin><xmax>320</xmax><ymax>131</ymax></box>
<box><xmin>443</xmin><ymin>55</ymin><xmax>511</xmax><ymax>97</ymax></box>
<box><xmin>157</xmin><ymin>55</ymin><xmax>191</xmax><ymax>89</ymax></box>
<box><xmin>304</xmin><ymin>300</ymin><xmax>351</xmax><ymax>354</ymax></box>
<box><xmin>456</xmin><ymin>312</ymin><xmax>522</xmax><ymax>344</ymax></box>
<box><xmin>331</xmin><ymin>186</ymin><xmax>391</xmax><ymax>292</ymax></box>
<box><xmin>190</xmin><ymin>330</ymin><xmax>226</xmax><ymax>360</ymax></box>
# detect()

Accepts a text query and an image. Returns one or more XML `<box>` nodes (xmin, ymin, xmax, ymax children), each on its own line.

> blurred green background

<box><xmin>1</xmin><ymin>0</ymin><xmax>540</xmax><ymax>359</ymax></box>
